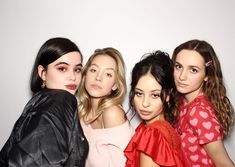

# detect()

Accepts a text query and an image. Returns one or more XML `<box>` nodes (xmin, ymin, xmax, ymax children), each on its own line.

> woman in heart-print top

<box><xmin>172</xmin><ymin>39</ymin><xmax>235</xmax><ymax>167</ymax></box>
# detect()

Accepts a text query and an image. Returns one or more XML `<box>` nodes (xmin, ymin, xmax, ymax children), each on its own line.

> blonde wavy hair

<box><xmin>78</xmin><ymin>47</ymin><xmax>127</xmax><ymax>124</ymax></box>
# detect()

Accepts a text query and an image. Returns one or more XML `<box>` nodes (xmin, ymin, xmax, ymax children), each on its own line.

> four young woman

<box><xmin>0</xmin><ymin>38</ymin><xmax>234</xmax><ymax>167</ymax></box>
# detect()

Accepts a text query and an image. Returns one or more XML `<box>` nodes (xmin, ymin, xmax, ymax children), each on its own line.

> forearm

<box><xmin>203</xmin><ymin>140</ymin><xmax>235</xmax><ymax>167</ymax></box>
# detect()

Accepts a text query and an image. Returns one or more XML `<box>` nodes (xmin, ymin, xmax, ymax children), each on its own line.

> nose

<box><xmin>142</xmin><ymin>95</ymin><xmax>150</xmax><ymax>108</ymax></box>
<box><xmin>69</xmin><ymin>70</ymin><xmax>76</xmax><ymax>81</ymax></box>
<box><xmin>179</xmin><ymin>69</ymin><xmax>187</xmax><ymax>81</ymax></box>
<box><xmin>95</xmin><ymin>71</ymin><xmax>102</xmax><ymax>81</ymax></box>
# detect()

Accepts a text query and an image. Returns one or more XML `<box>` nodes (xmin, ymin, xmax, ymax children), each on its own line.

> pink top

<box><xmin>81</xmin><ymin>120</ymin><xmax>134</xmax><ymax>167</ymax></box>
<box><xmin>177</xmin><ymin>93</ymin><xmax>223</xmax><ymax>166</ymax></box>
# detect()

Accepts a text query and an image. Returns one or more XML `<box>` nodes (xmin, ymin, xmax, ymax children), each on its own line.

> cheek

<box><xmin>173</xmin><ymin>70</ymin><xmax>179</xmax><ymax>78</ymax></box>
<box><xmin>133</xmin><ymin>98</ymin><xmax>141</xmax><ymax>108</ymax></box>
<box><xmin>46</xmin><ymin>69</ymin><xmax>63</xmax><ymax>80</ymax></box>
<box><xmin>85</xmin><ymin>75</ymin><xmax>92</xmax><ymax>84</ymax></box>
<box><xmin>45</xmin><ymin>77</ymin><xmax>62</xmax><ymax>89</ymax></box>
<box><xmin>76</xmin><ymin>74</ymin><xmax>82</xmax><ymax>84</ymax></box>
<box><xmin>153</xmin><ymin>101</ymin><xmax>163</xmax><ymax>112</ymax></box>
<box><xmin>85</xmin><ymin>71</ymin><xmax>95</xmax><ymax>79</ymax></box>
<box><xmin>173</xmin><ymin>74</ymin><xmax>178</xmax><ymax>82</ymax></box>
<box><xmin>84</xmin><ymin>78</ymin><xmax>90</xmax><ymax>89</ymax></box>
<box><xmin>105</xmin><ymin>78</ymin><xmax>116</xmax><ymax>89</ymax></box>
<box><xmin>46</xmin><ymin>72</ymin><xmax>60</xmax><ymax>83</ymax></box>
<box><xmin>192</xmin><ymin>76</ymin><xmax>205</xmax><ymax>85</ymax></box>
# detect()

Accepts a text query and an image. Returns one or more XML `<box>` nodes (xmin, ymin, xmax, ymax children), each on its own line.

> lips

<box><xmin>65</xmin><ymin>84</ymin><xmax>77</xmax><ymax>90</ymax></box>
<box><xmin>176</xmin><ymin>81</ymin><xmax>188</xmax><ymax>88</ymax></box>
<box><xmin>139</xmin><ymin>109</ymin><xmax>151</xmax><ymax>116</ymax></box>
<box><xmin>90</xmin><ymin>84</ymin><xmax>102</xmax><ymax>89</ymax></box>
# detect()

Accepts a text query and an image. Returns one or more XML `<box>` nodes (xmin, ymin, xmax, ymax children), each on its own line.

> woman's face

<box><xmin>174</xmin><ymin>49</ymin><xmax>208</xmax><ymax>102</ymax></box>
<box><xmin>133</xmin><ymin>73</ymin><xmax>164</xmax><ymax>125</ymax></box>
<box><xmin>85</xmin><ymin>54</ymin><xmax>117</xmax><ymax>99</ymax></box>
<box><xmin>39</xmin><ymin>51</ymin><xmax>82</xmax><ymax>95</ymax></box>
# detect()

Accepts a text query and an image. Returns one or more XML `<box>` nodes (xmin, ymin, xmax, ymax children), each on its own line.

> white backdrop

<box><xmin>0</xmin><ymin>0</ymin><xmax>234</xmax><ymax>162</ymax></box>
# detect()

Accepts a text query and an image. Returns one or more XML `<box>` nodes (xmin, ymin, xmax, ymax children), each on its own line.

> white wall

<box><xmin>0</xmin><ymin>0</ymin><xmax>234</xmax><ymax>161</ymax></box>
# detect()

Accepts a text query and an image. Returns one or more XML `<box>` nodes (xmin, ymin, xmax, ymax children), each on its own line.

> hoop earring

<box><xmin>41</xmin><ymin>80</ymin><xmax>46</xmax><ymax>88</ymax></box>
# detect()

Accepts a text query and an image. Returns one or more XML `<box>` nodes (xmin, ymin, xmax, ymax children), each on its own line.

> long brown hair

<box><xmin>172</xmin><ymin>39</ymin><xmax>234</xmax><ymax>136</ymax></box>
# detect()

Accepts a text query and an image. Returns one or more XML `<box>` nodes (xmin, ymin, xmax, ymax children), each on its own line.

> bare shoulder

<box><xmin>102</xmin><ymin>105</ymin><xmax>127</xmax><ymax>128</ymax></box>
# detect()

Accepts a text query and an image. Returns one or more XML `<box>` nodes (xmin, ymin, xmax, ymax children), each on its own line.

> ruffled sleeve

<box><xmin>125</xmin><ymin>122</ymin><xmax>185</xmax><ymax>167</ymax></box>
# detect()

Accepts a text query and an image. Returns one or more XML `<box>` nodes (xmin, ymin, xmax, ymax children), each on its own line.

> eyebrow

<box><xmin>55</xmin><ymin>62</ymin><xmax>82</xmax><ymax>67</ymax></box>
<box><xmin>90</xmin><ymin>63</ymin><xmax>115</xmax><ymax>71</ymax></box>
<box><xmin>175</xmin><ymin>61</ymin><xmax>201</xmax><ymax>69</ymax></box>
<box><xmin>135</xmin><ymin>88</ymin><xmax>161</xmax><ymax>92</ymax></box>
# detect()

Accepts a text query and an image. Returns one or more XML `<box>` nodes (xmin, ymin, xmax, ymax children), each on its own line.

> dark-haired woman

<box><xmin>0</xmin><ymin>37</ymin><xmax>88</xmax><ymax>167</ymax></box>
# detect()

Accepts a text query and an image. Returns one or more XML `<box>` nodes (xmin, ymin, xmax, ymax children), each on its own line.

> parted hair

<box><xmin>172</xmin><ymin>39</ymin><xmax>234</xmax><ymax>136</ymax></box>
<box><xmin>129</xmin><ymin>50</ymin><xmax>176</xmax><ymax>124</ymax></box>
<box><xmin>30</xmin><ymin>37</ymin><xmax>82</xmax><ymax>94</ymax></box>
<box><xmin>78</xmin><ymin>47</ymin><xmax>127</xmax><ymax>123</ymax></box>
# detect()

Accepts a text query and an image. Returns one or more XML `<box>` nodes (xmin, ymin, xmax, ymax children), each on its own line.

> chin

<box><xmin>139</xmin><ymin>115</ymin><xmax>151</xmax><ymax>121</ymax></box>
<box><xmin>65</xmin><ymin>89</ymin><xmax>76</xmax><ymax>95</ymax></box>
<box><xmin>176</xmin><ymin>87</ymin><xmax>188</xmax><ymax>94</ymax></box>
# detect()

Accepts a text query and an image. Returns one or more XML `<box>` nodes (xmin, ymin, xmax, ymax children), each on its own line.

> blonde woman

<box><xmin>79</xmin><ymin>47</ymin><xmax>134</xmax><ymax>167</ymax></box>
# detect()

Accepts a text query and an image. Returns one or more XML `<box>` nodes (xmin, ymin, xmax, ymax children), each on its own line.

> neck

<box><xmin>90</xmin><ymin>98</ymin><xmax>100</xmax><ymax>115</ymax></box>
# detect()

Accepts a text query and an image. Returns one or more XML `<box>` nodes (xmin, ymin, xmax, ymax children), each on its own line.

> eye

<box><xmin>89</xmin><ymin>68</ymin><xmax>96</xmax><ymax>73</ymax></box>
<box><xmin>174</xmin><ymin>64</ymin><xmax>182</xmax><ymax>70</ymax></box>
<box><xmin>75</xmin><ymin>67</ymin><xmax>82</xmax><ymax>73</ymax></box>
<box><xmin>152</xmin><ymin>93</ymin><xmax>160</xmax><ymax>99</ymax></box>
<box><xmin>135</xmin><ymin>91</ymin><xmax>143</xmax><ymax>97</ymax></box>
<box><xmin>57</xmin><ymin>66</ymin><xmax>67</xmax><ymax>72</ymax></box>
<box><xmin>105</xmin><ymin>72</ymin><xmax>113</xmax><ymax>78</ymax></box>
<box><xmin>190</xmin><ymin>68</ymin><xmax>198</xmax><ymax>73</ymax></box>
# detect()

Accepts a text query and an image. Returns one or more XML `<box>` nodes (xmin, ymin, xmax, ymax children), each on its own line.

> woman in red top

<box><xmin>124</xmin><ymin>51</ymin><xmax>189</xmax><ymax>167</ymax></box>
<box><xmin>172</xmin><ymin>39</ymin><xmax>234</xmax><ymax>166</ymax></box>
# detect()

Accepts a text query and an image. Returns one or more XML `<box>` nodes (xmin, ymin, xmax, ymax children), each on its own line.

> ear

<box><xmin>166</xmin><ymin>95</ymin><xmax>170</xmax><ymax>102</ymax></box>
<box><xmin>204</xmin><ymin>76</ymin><xmax>208</xmax><ymax>82</ymax></box>
<box><xmin>112</xmin><ymin>83</ymin><xmax>118</xmax><ymax>91</ymax></box>
<box><xmin>38</xmin><ymin>65</ymin><xmax>46</xmax><ymax>80</ymax></box>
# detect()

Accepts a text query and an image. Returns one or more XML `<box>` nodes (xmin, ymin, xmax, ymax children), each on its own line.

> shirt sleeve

<box><xmin>6</xmin><ymin>91</ymin><xmax>80</xmax><ymax>167</ymax></box>
<box><xmin>125</xmin><ymin>124</ymin><xmax>182</xmax><ymax>166</ymax></box>
<box><xmin>106</xmin><ymin>123</ymin><xmax>134</xmax><ymax>167</ymax></box>
<box><xmin>187</xmin><ymin>104</ymin><xmax>223</xmax><ymax>145</ymax></box>
<box><xmin>87</xmin><ymin>121</ymin><xmax>134</xmax><ymax>167</ymax></box>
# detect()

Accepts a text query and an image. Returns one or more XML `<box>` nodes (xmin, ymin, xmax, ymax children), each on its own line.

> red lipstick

<box><xmin>65</xmin><ymin>84</ymin><xmax>77</xmax><ymax>90</ymax></box>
